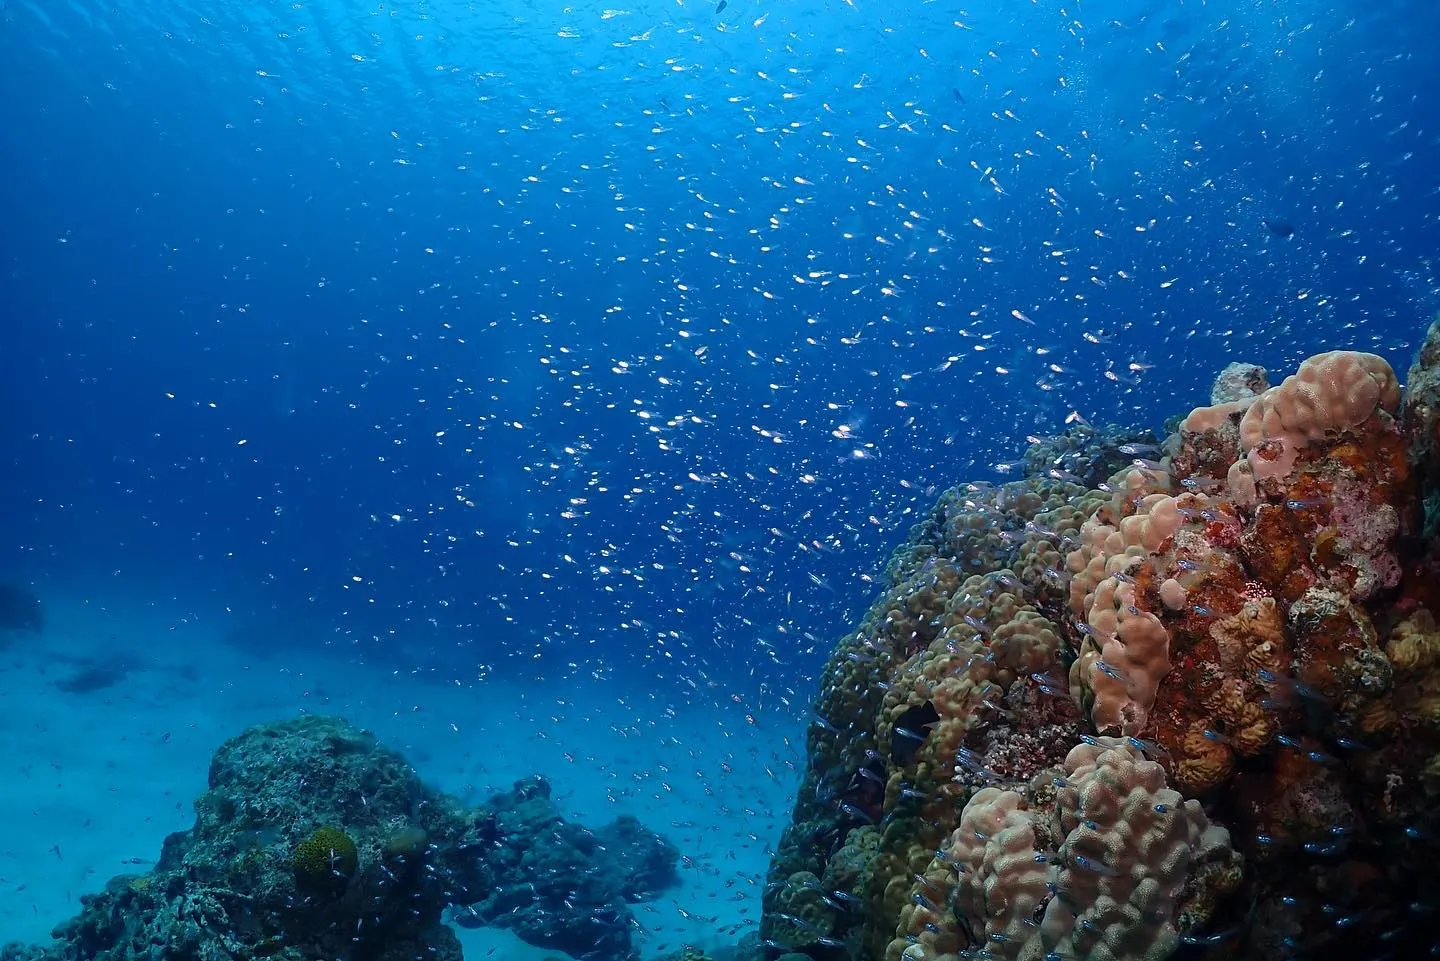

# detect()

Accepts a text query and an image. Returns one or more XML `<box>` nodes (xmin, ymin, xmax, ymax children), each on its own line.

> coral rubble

<box><xmin>763</xmin><ymin>317</ymin><xmax>1440</xmax><ymax>961</ymax></box>
<box><xmin>0</xmin><ymin>716</ymin><xmax>677</xmax><ymax>961</ymax></box>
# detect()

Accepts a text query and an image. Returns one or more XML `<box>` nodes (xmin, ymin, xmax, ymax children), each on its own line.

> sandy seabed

<box><xmin>0</xmin><ymin>588</ymin><xmax>801</xmax><ymax>958</ymax></box>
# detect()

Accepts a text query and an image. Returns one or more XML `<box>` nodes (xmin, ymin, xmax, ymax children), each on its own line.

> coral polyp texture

<box><xmin>763</xmin><ymin>316</ymin><xmax>1440</xmax><ymax>961</ymax></box>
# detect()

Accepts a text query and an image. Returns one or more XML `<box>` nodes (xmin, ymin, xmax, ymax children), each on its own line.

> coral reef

<box><xmin>0</xmin><ymin>716</ymin><xmax>678</xmax><ymax>961</ymax></box>
<box><xmin>763</xmin><ymin>318</ymin><xmax>1440</xmax><ymax>961</ymax></box>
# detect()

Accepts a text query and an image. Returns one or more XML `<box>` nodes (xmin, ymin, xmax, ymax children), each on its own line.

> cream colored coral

<box><xmin>942</xmin><ymin>739</ymin><xmax>1239</xmax><ymax>961</ymax></box>
<box><xmin>1240</xmin><ymin>350</ymin><xmax>1399</xmax><ymax>448</ymax></box>
<box><xmin>945</xmin><ymin>788</ymin><xmax>1054</xmax><ymax>959</ymax></box>
<box><xmin>1158</xmin><ymin>578</ymin><xmax>1188</xmax><ymax>611</ymax></box>
<box><xmin>1045</xmin><ymin>739</ymin><xmax>1237</xmax><ymax>961</ymax></box>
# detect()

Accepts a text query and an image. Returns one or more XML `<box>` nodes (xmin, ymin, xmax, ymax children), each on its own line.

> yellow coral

<box><xmin>1387</xmin><ymin>610</ymin><xmax>1440</xmax><ymax>748</ymax></box>
<box><xmin>1387</xmin><ymin>609</ymin><xmax>1440</xmax><ymax>672</ymax></box>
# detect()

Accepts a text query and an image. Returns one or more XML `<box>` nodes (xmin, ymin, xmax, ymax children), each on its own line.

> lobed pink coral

<box><xmin>1229</xmin><ymin>350</ymin><xmax>1401</xmax><ymax>496</ymax></box>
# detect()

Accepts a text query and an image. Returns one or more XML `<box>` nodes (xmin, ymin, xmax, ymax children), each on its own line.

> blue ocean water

<box><xmin>1</xmin><ymin>0</ymin><xmax>1439</xmax><ymax>956</ymax></box>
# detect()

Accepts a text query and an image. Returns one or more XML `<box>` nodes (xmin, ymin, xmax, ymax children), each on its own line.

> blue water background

<box><xmin>2</xmin><ymin>0</ymin><xmax>1439</xmax><ymax>707</ymax></box>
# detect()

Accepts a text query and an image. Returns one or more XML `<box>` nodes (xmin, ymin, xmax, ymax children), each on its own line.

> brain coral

<box><xmin>292</xmin><ymin>825</ymin><xmax>358</xmax><ymax>888</ymax></box>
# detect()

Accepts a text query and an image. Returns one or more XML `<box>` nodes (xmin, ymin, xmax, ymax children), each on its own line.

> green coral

<box><xmin>292</xmin><ymin>826</ymin><xmax>357</xmax><ymax>888</ymax></box>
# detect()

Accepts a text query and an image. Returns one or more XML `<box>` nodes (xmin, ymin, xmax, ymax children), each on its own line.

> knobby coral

<box><xmin>763</xmin><ymin>317</ymin><xmax>1440</xmax><ymax>961</ymax></box>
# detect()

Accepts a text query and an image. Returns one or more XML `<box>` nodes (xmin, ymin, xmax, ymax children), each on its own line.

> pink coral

<box><xmin>1085</xmin><ymin>577</ymin><xmax>1172</xmax><ymax>735</ymax></box>
<box><xmin>1238</xmin><ymin>350</ymin><xmax>1400</xmax><ymax>485</ymax></box>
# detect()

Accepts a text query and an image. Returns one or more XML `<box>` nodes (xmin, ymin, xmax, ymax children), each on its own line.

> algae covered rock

<box><xmin>0</xmin><ymin>715</ymin><xmax>679</xmax><ymax>961</ymax></box>
<box><xmin>451</xmin><ymin>775</ymin><xmax>680</xmax><ymax>961</ymax></box>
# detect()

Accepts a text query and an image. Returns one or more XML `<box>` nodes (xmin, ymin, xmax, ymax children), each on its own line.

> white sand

<box><xmin>0</xmin><ymin>589</ymin><xmax>803</xmax><ymax>956</ymax></box>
